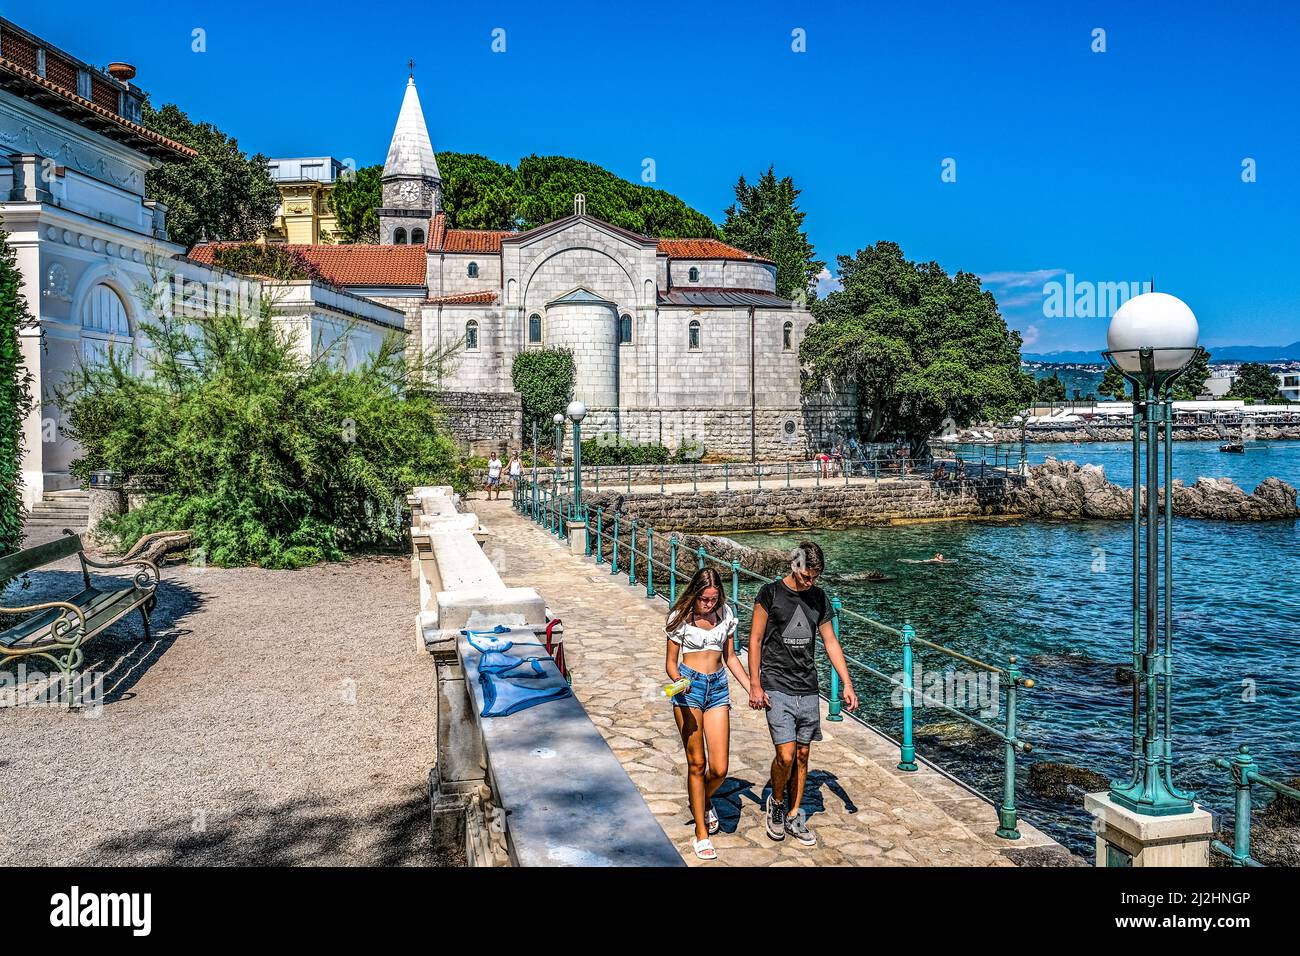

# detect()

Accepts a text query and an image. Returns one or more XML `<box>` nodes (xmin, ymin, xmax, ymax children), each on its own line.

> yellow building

<box><xmin>264</xmin><ymin>157</ymin><xmax>343</xmax><ymax>244</ymax></box>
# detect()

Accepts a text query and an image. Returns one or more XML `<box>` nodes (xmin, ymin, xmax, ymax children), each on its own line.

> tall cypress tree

<box><xmin>721</xmin><ymin>165</ymin><xmax>824</xmax><ymax>302</ymax></box>
<box><xmin>0</xmin><ymin>219</ymin><xmax>35</xmax><ymax>560</ymax></box>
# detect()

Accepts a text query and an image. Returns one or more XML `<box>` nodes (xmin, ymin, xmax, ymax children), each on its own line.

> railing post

<box><xmin>660</xmin><ymin>466</ymin><xmax>665</xmax><ymax>495</ymax></box>
<box><xmin>757</xmin><ymin>462</ymin><xmax>762</xmax><ymax>490</ymax></box>
<box><xmin>585</xmin><ymin>502</ymin><xmax>593</xmax><ymax>556</ymax></box>
<box><xmin>626</xmin><ymin>464</ymin><xmax>631</xmax><ymax>494</ymax></box>
<box><xmin>669</xmin><ymin>536</ymin><xmax>678</xmax><ymax>605</ymax></box>
<box><xmin>724</xmin><ymin>463</ymin><xmax>729</xmax><ymax>491</ymax></box>
<box><xmin>874</xmin><ymin>460</ymin><xmax>879</xmax><ymax>486</ymax></box>
<box><xmin>646</xmin><ymin>527</ymin><xmax>655</xmax><ymax>598</ymax></box>
<box><xmin>629</xmin><ymin>520</ymin><xmax>637</xmax><ymax>585</ymax></box>
<box><xmin>1213</xmin><ymin>745</ymin><xmax>1258</xmax><ymax>866</ymax></box>
<box><xmin>827</xmin><ymin>596</ymin><xmax>843</xmax><ymax>721</ymax></box>
<box><xmin>595</xmin><ymin>465</ymin><xmax>600</xmax><ymax>494</ymax></box>
<box><xmin>996</xmin><ymin>654</ymin><xmax>1023</xmax><ymax>840</ymax></box>
<box><xmin>595</xmin><ymin>509</ymin><xmax>604</xmax><ymax>564</ymax></box>
<box><xmin>899</xmin><ymin>624</ymin><xmax>918</xmax><ymax>771</ymax></box>
<box><xmin>693</xmin><ymin>463</ymin><xmax>698</xmax><ymax>494</ymax></box>
<box><xmin>612</xmin><ymin>512</ymin><xmax>620</xmax><ymax>574</ymax></box>
<box><xmin>787</xmin><ymin>461</ymin><xmax>791</xmax><ymax>488</ymax></box>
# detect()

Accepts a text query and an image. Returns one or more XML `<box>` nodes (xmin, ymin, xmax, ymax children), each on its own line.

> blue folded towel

<box><xmin>479</xmin><ymin>658</ymin><xmax>570</xmax><ymax>717</ymax></box>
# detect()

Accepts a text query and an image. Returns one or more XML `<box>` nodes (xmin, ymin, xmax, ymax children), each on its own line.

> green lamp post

<box><xmin>553</xmin><ymin>412</ymin><xmax>565</xmax><ymax>492</ymax></box>
<box><xmin>567</xmin><ymin>400</ymin><xmax>586</xmax><ymax>515</ymax></box>
<box><xmin>1102</xmin><ymin>291</ymin><xmax>1202</xmax><ymax>817</ymax></box>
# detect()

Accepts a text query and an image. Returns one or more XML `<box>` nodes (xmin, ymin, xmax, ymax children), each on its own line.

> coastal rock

<box><xmin>1008</xmin><ymin>458</ymin><xmax>1299</xmax><ymax>521</ymax></box>
<box><xmin>1027</xmin><ymin>761</ymin><xmax>1110</xmax><ymax>799</ymax></box>
<box><xmin>682</xmin><ymin>533</ymin><xmax>791</xmax><ymax>579</ymax></box>
<box><xmin>1213</xmin><ymin>780</ymin><xmax>1300</xmax><ymax>867</ymax></box>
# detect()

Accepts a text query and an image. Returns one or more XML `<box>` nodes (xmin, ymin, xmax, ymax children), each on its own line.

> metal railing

<box><xmin>532</xmin><ymin>455</ymin><xmax>1023</xmax><ymax>497</ymax></box>
<box><xmin>512</xmin><ymin>475</ymin><xmax>1038</xmax><ymax>840</ymax></box>
<box><xmin>1210</xmin><ymin>744</ymin><xmax>1300</xmax><ymax>867</ymax></box>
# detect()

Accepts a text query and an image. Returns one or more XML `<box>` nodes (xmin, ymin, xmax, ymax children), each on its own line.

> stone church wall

<box><xmin>433</xmin><ymin>390</ymin><xmax>523</xmax><ymax>457</ymax></box>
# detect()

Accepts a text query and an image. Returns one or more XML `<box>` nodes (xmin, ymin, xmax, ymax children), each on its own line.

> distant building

<box><xmin>1278</xmin><ymin>371</ymin><xmax>1300</xmax><ymax>402</ymax></box>
<box><xmin>263</xmin><ymin>157</ymin><xmax>344</xmax><ymax>244</ymax></box>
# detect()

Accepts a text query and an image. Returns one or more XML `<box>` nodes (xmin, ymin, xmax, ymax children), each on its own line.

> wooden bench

<box><xmin>0</xmin><ymin>532</ymin><xmax>161</xmax><ymax>706</ymax></box>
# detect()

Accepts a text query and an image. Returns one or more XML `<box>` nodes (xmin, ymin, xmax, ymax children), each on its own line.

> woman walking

<box><xmin>664</xmin><ymin>566</ymin><xmax>751</xmax><ymax>861</ymax></box>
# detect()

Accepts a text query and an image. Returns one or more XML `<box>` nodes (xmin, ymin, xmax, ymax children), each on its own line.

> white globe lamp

<box><xmin>1106</xmin><ymin>292</ymin><xmax>1199</xmax><ymax>377</ymax></box>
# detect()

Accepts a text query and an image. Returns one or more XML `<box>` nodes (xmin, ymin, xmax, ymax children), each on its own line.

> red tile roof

<box><xmin>0</xmin><ymin>54</ymin><xmax>196</xmax><ymax>159</ymax></box>
<box><xmin>426</xmin><ymin>290</ymin><xmax>498</xmax><ymax>305</ymax></box>
<box><xmin>426</xmin><ymin>213</ymin><xmax>517</xmax><ymax>253</ymax></box>
<box><xmin>656</xmin><ymin>239</ymin><xmax>773</xmax><ymax>263</ymax></box>
<box><xmin>189</xmin><ymin>243</ymin><xmax>427</xmax><ymax>287</ymax></box>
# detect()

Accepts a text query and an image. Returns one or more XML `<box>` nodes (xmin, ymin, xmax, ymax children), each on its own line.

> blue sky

<box><xmin>25</xmin><ymin>0</ymin><xmax>1300</xmax><ymax>354</ymax></box>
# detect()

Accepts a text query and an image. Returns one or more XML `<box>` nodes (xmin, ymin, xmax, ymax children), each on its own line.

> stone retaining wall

<box><xmin>582</xmin><ymin>478</ymin><xmax>1014</xmax><ymax>534</ymax></box>
<box><xmin>433</xmin><ymin>390</ymin><xmax>523</xmax><ymax>457</ymax></box>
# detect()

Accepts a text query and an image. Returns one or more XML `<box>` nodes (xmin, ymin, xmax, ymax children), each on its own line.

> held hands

<box><xmin>749</xmin><ymin>687</ymin><xmax>770</xmax><ymax>710</ymax></box>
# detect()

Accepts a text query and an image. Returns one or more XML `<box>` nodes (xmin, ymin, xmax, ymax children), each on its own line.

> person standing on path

<box><xmin>486</xmin><ymin>452</ymin><xmax>504</xmax><ymax>500</ymax></box>
<box><xmin>747</xmin><ymin>541</ymin><xmax>858</xmax><ymax>847</ymax></box>
<box><xmin>665</xmin><ymin>567</ymin><xmax>752</xmax><ymax>862</ymax></box>
<box><xmin>508</xmin><ymin>451</ymin><xmax>522</xmax><ymax>488</ymax></box>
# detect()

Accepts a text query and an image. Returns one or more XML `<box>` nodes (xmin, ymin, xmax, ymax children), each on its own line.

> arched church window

<box><xmin>468</xmin><ymin>262</ymin><xmax>479</xmax><ymax>278</ymax></box>
<box><xmin>688</xmin><ymin>319</ymin><xmax>701</xmax><ymax>351</ymax></box>
<box><xmin>619</xmin><ymin>313</ymin><xmax>632</xmax><ymax>344</ymax></box>
<box><xmin>783</xmin><ymin>321</ymin><xmax>793</xmax><ymax>350</ymax></box>
<box><xmin>528</xmin><ymin>313</ymin><xmax>542</xmax><ymax>344</ymax></box>
<box><xmin>688</xmin><ymin>267</ymin><xmax>699</xmax><ymax>282</ymax></box>
<box><xmin>466</xmin><ymin>319</ymin><xmax>479</xmax><ymax>351</ymax></box>
<box><xmin>394</xmin><ymin>227</ymin><xmax>407</xmax><ymax>244</ymax></box>
<box><xmin>411</xmin><ymin>227</ymin><xmax>425</xmax><ymax>245</ymax></box>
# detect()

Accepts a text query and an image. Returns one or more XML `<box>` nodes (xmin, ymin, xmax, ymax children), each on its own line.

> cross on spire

<box><xmin>574</xmin><ymin>193</ymin><xmax>586</xmax><ymax>217</ymax></box>
<box><xmin>408</xmin><ymin>58</ymin><xmax>415</xmax><ymax>78</ymax></box>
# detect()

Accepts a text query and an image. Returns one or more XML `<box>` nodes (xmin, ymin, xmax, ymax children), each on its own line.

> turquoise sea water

<box><xmin>735</xmin><ymin>441</ymin><xmax>1300</xmax><ymax>856</ymax></box>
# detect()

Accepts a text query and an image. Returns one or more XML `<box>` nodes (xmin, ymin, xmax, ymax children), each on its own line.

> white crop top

<box><xmin>667</xmin><ymin>603</ymin><xmax>736</xmax><ymax>654</ymax></box>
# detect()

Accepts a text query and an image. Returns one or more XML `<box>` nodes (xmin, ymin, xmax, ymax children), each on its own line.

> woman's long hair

<box><xmin>666</xmin><ymin>566</ymin><xmax>727</xmax><ymax>635</ymax></box>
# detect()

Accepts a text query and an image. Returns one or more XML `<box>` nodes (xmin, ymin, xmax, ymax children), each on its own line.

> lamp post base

<box><xmin>1084</xmin><ymin>791</ymin><xmax>1214</xmax><ymax>867</ymax></box>
<box><xmin>566</xmin><ymin>520</ymin><xmax>586</xmax><ymax>556</ymax></box>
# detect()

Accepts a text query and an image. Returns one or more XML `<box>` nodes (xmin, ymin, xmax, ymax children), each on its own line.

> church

<box><xmin>194</xmin><ymin>77</ymin><xmax>853</xmax><ymax>458</ymax></box>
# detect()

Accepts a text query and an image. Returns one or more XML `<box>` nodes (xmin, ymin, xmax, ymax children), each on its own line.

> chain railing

<box><xmin>512</xmin><ymin>475</ymin><xmax>1038</xmax><ymax>840</ymax></box>
<box><xmin>1209</xmin><ymin>744</ymin><xmax>1300</xmax><ymax>867</ymax></box>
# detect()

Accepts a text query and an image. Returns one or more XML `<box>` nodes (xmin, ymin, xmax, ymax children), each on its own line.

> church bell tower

<box><xmin>377</xmin><ymin>68</ymin><xmax>441</xmax><ymax>245</ymax></box>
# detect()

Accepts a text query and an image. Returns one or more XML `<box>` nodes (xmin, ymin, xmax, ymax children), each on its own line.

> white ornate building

<box><xmin>196</xmin><ymin>77</ymin><xmax>853</xmax><ymax>457</ymax></box>
<box><xmin>2</xmin><ymin>17</ymin><xmax>406</xmax><ymax>506</ymax></box>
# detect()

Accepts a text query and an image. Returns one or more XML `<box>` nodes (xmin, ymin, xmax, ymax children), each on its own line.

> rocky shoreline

<box><xmin>1008</xmin><ymin>457</ymin><xmax>1298</xmax><ymax>521</ymax></box>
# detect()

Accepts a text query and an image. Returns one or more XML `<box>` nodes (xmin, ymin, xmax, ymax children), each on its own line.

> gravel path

<box><xmin>0</xmin><ymin>551</ymin><xmax>449</xmax><ymax>866</ymax></box>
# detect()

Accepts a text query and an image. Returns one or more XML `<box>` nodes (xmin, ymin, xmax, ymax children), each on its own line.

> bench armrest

<box><xmin>79</xmin><ymin>554</ymin><xmax>161</xmax><ymax>591</ymax></box>
<box><xmin>0</xmin><ymin>600</ymin><xmax>87</xmax><ymax>644</ymax></box>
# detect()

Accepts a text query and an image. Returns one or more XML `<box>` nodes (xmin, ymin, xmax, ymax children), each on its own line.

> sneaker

<box><xmin>765</xmin><ymin>795</ymin><xmax>787</xmax><ymax>841</ymax></box>
<box><xmin>785</xmin><ymin>810</ymin><xmax>816</xmax><ymax>847</ymax></box>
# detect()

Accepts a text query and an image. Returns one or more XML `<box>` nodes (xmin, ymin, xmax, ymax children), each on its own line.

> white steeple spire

<box><xmin>383</xmin><ymin>76</ymin><xmax>440</xmax><ymax>181</ymax></box>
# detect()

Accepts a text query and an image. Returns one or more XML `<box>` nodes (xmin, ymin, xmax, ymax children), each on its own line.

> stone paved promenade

<box><xmin>477</xmin><ymin>497</ymin><xmax>1071</xmax><ymax>867</ymax></box>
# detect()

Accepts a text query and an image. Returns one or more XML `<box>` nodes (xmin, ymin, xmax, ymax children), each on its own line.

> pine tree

<box><xmin>721</xmin><ymin>166</ymin><xmax>824</xmax><ymax>302</ymax></box>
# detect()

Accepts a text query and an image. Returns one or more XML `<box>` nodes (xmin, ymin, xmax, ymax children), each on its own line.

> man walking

<box><xmin>747</xmin><ymin>542</ymin><xmax>857</xmax><ymax>846</ymax></box>
<box><xmin>486</xmin><ymin>451</ymin><xmax>504</xmax><ymax>500</ymax></box>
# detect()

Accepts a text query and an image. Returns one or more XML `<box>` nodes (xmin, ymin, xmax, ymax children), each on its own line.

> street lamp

<box><xmin>567</xmin><ymin>400</ymin><xmax>587</xmax><ymax>512</ymax></box>
<box><xmin>1101</xmin><ymin>291</ymin><xmax>1202</xmax><ymax>818</ymax></box>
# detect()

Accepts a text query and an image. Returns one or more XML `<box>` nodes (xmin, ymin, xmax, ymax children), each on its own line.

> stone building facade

<box><xmin>196</xmin><ymin>76</ymin><xmax>857</xmax><ymax>458</ymax></box>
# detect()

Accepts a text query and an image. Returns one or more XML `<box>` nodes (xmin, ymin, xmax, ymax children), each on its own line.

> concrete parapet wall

<box><xmin>408</xmin><ymin>486</ymin><xmax>684</xmax><ymax>867</ymax></box>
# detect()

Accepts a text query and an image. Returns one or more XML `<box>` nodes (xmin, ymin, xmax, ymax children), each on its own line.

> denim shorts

<box><xmin>673</xmin><ymin>664</ymin><xmax>731</xmax><ymax>712</ymax></box>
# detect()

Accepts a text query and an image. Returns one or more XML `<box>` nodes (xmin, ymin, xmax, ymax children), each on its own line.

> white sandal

<box><xmin>705</xmin><ymin>806</ymin><xmax>719</xmax><ymax>835</ymax></box>
<box><xmin>693</xmin><ymin>837</ymin><xmax>717</xmax><ymax>862</ymax></box>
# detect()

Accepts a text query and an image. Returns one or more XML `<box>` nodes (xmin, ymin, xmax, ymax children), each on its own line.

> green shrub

<box><xmin>511</xmin><ymin>348</ymin><xmax>573</xmax><ymax>432</ymax></box>
<box><xmin>0</xmin><ymin>220</ymin><xmax>34</xmax><ymax>573</ymax></box>
<box><xmin>580</xmin><ymin>436</ymin><xmax>671</xmax><ymax>466</ymax></box>
<box><xmin>58</xmin><ymin>298</ymin><xmax>468</xmax><ymax>568</ymax></box>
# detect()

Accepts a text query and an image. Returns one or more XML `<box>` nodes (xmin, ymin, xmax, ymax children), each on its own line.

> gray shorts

<box><xmin>765</xmin><ymin>689</ymin><xmax>822</xmax><ymax>746</ymax></box>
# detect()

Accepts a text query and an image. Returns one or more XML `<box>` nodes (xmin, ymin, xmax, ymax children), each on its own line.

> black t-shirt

<box><xmin>754</xmin><ymin>578</ymin><xmax>831</xmax><ymax>696</ymax></box>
